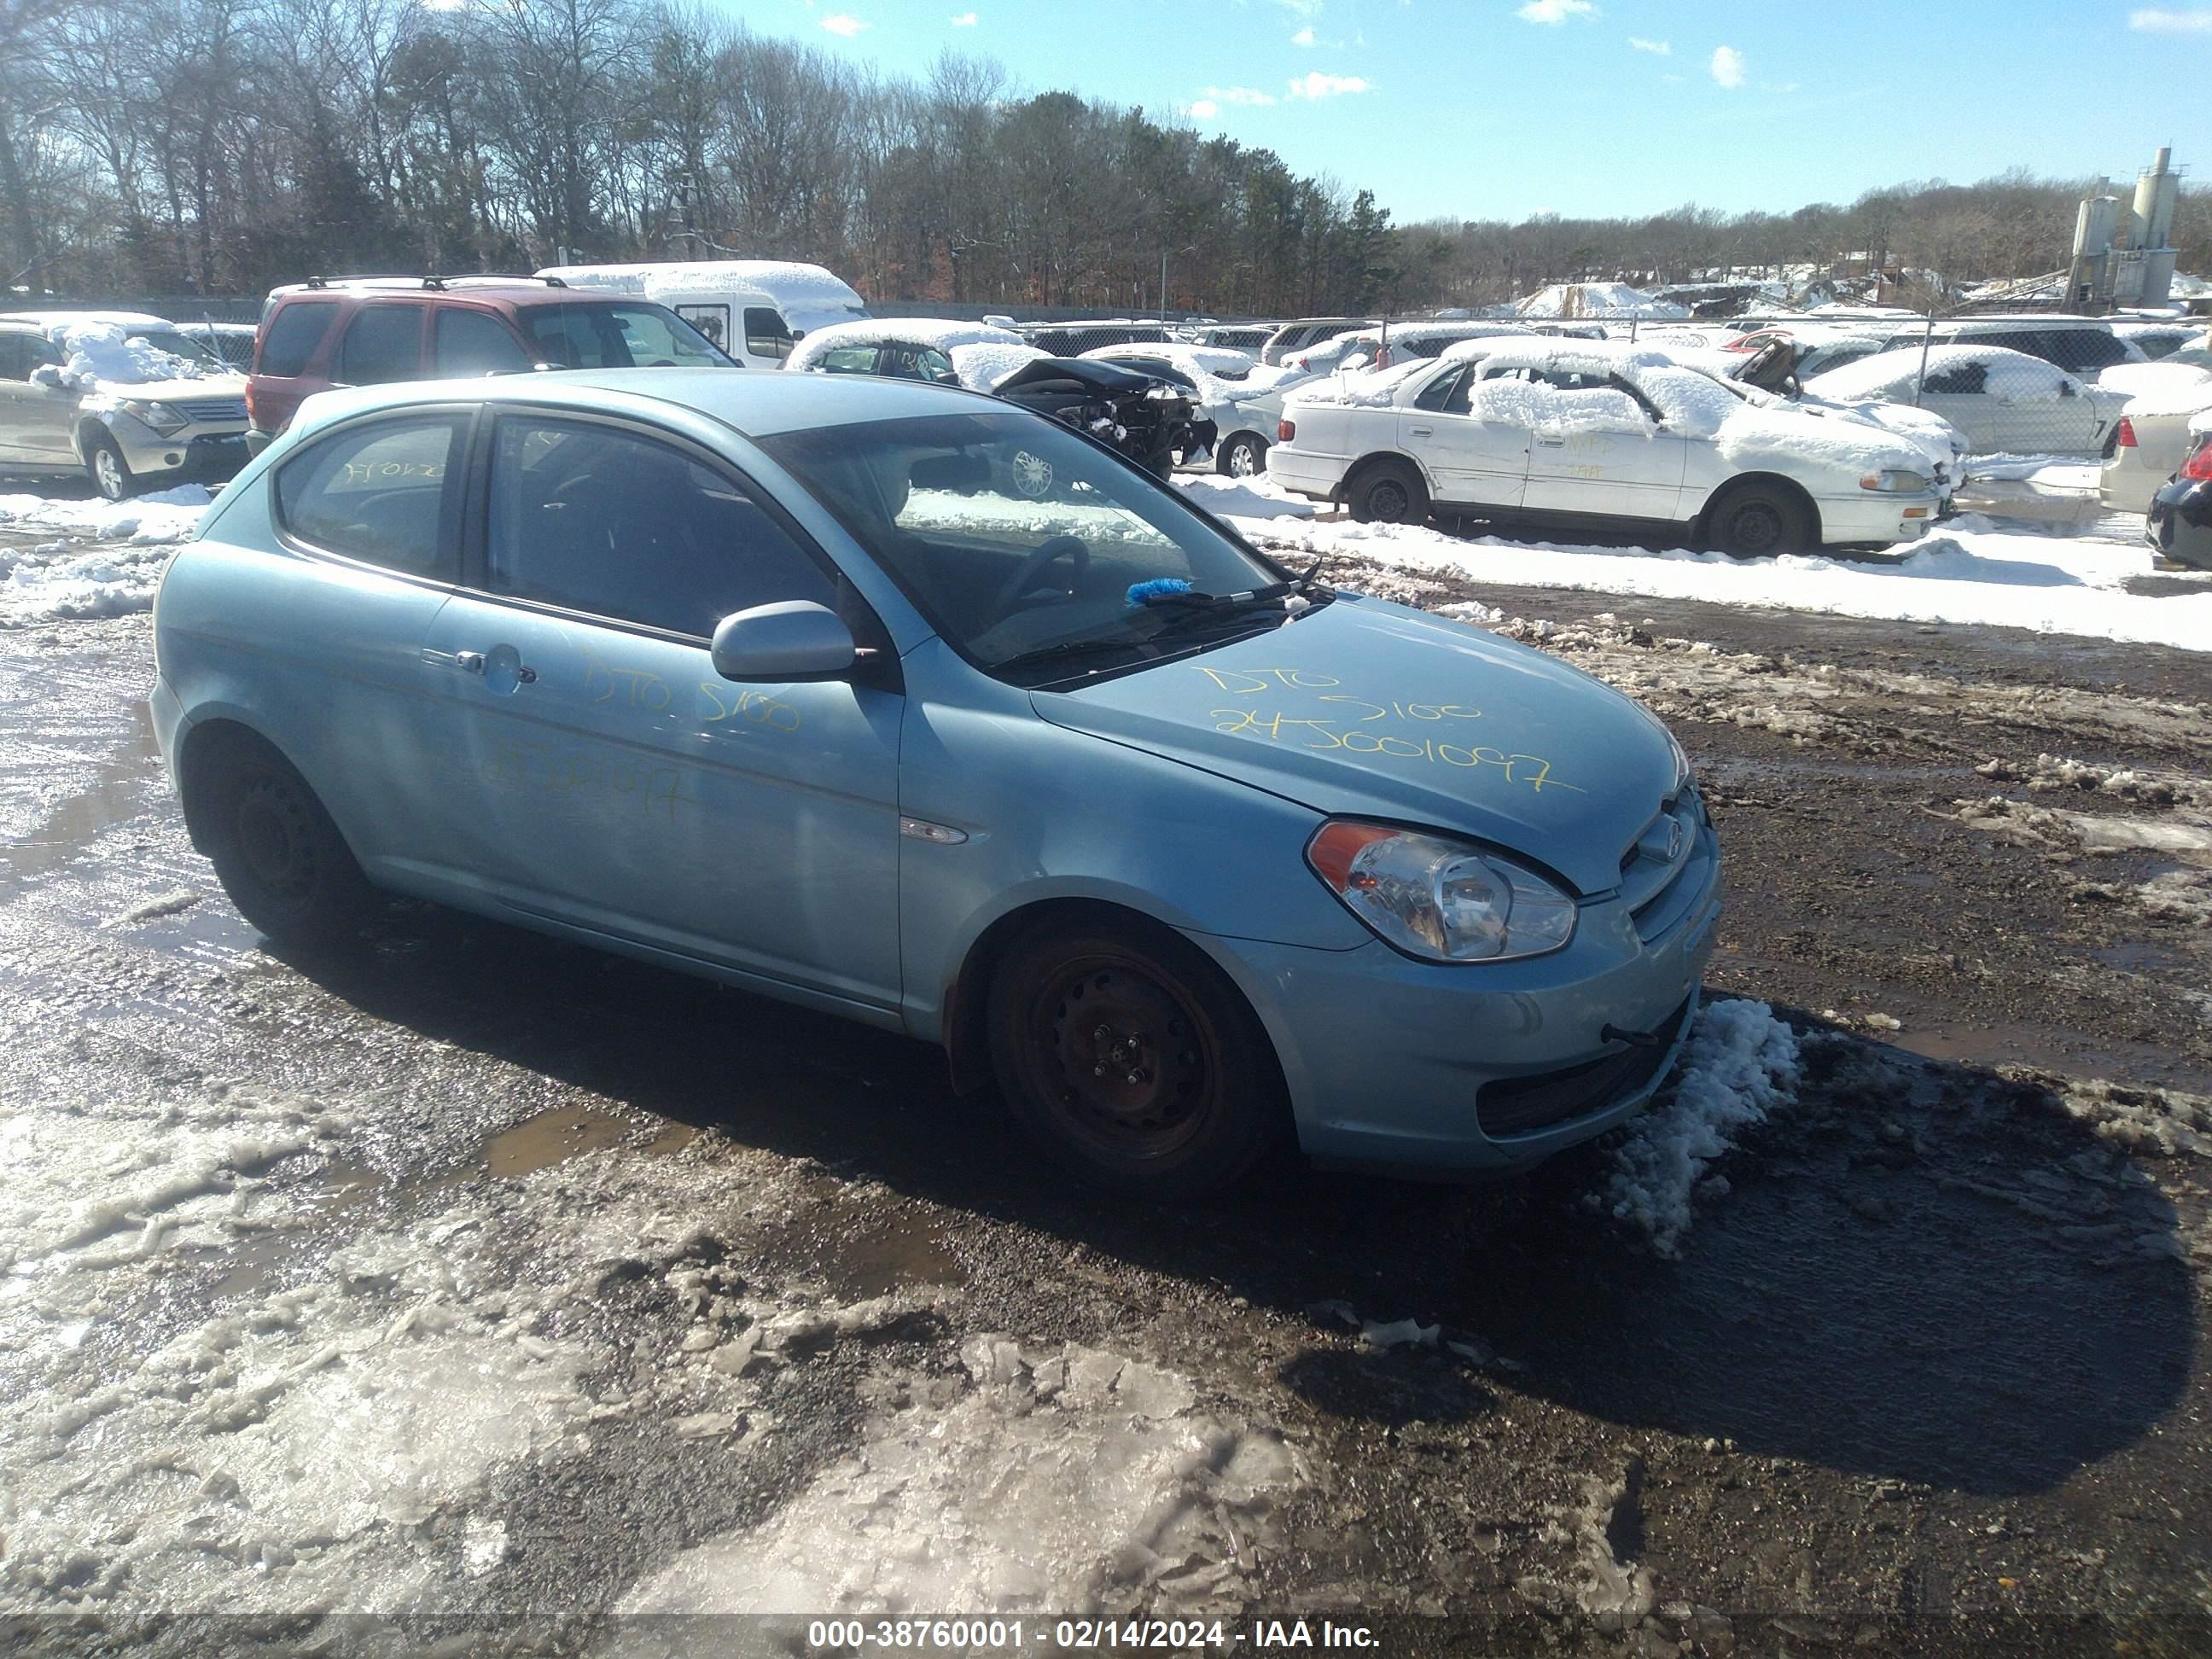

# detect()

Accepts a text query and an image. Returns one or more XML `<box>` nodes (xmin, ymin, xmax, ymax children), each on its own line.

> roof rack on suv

<box><xmin>300</xmin><ymin>273</ymin><xmax>569</xmax><ymax>291</ymax></box>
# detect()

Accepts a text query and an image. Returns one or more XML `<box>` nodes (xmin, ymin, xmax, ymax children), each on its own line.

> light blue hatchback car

<box><xmin>153</xmin><ymin>369</ymin><xmax>1721</xmax><ymax>1195</ymax></box>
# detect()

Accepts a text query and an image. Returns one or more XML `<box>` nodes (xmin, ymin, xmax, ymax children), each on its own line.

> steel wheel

<box><xmin>1030</xmin><ymin>953</ymin><xmax>1212</xmax><ymax>1161</ymax></box>
<box><xmin>987</xmin><ymin>918</ymin><xmax>1285</xmax><ymax>1195</ymax></box>
<box><xmin>1708</xmin><ymin>481</ymin><xmax>1812</xmax><ymax>559</ymax></box>
<box><xmin>201</xmin><ymin>740</ymin><xmax>374</xmax><ymax>950</ymax></box>
<box><xmin>1349</xmin><ymin>459</ymin><xmax>1427</xmax><ymax>526</ymax></box>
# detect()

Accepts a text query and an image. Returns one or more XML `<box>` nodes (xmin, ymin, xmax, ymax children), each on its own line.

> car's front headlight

<box><xmin>119</xmin><ymin>399</ymin><xmax>188</xmax><ymax>436</ymax></box>
<box><xmin>1859</xmin><ymin>468</ymin><xmax>1931</xmax><ymax>494</ymax></box>
<box><xmin>1307</xmin><ymin>821</ymin><xmax>1577</xmax><ymax>963</ymax></box>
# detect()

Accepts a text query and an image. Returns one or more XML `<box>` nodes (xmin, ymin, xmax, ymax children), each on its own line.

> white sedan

<box><xmin>1803</xmin><ymin>345</ymin><xmax>2130</xmax><ymax>457</ymax></box>
<box><xmin>1266</xmin><ymin>339</ymin><xmax>1944</xmax><ymax>556</ymax></box>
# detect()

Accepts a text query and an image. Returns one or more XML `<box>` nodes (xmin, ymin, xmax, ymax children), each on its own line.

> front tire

<box><xmin>201</xmin><ymin>742</ymin><xmax>375</xmax><ymax>950</ymax></box>
<box><xmin>1346</xmin><ymin>458</ymin><xmax>1428</xmax><ymax>525</ymax></box>
<box><xmin>87</xmin><ymin>433</ymin><xmax>138</xmax><ymax>502</ymax></box>
<box><xmin>1217</xmin><ymin>434</ymin><xmax>1267</xmax><ymax>478</ymax></box>
<box><xmin>1705</xmin><ymin>480</ymin><xmax>1814</xmax><ymax>559</ymax></box>
<box><xmin>986</xmin><ymin>917</ymin><xmax>1285</xmax><ymax>1197</ymax></box>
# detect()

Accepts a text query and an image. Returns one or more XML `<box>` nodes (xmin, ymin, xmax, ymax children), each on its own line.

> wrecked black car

<box><xmin>991</xmin><ymin>357</ymin><xmax>1216</xmax><ymax>498</ymax></box>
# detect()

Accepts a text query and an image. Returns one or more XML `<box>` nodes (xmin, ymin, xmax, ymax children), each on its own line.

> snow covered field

<box><xmin>0</xmin><ymin>472</ymin><xmax>2199</xmax><ymax>654</ymax></box>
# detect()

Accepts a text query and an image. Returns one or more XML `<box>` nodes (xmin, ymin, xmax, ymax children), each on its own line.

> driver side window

<box><xmin>485</xmin><ymin>416</ymin><xmax>837</xmax><ymax>638</ymax></box>
<box><xmin>1924</xmin><ymin>363</ymin><xmax>1987</xmax><ymax>396</ymax></box>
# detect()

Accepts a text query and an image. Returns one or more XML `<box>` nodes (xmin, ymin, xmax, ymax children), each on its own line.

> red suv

<box><xmin>246</xmin><ymin>276</ymin><xmax>733</xmax><ymax>447</ymax></box>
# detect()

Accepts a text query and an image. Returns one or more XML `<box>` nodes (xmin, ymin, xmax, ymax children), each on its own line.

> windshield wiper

<box><xmin>991</xmin><ymin>635</ymin><xmax>1154</xmax><ymax>676</ymax></box>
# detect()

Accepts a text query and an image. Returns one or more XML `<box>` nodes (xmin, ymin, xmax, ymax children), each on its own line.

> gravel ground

<box><xmin>2</xmin><ymin>538</ymin><xmax>2209</xmax><ymax>1657</ymax></box>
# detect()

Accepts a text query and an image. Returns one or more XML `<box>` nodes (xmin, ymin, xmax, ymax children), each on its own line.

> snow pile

<box><xmin>1244</xmin><ymin>503</ymin><xmax>2212</xmax><ymax>651</ymax></box>
<box><xmin>949</xmin><ymin>340</ymin><xmax>1048</xmax><ymax>392</ymax></box>
<box><xmin>1807</xmin><ymin>344</ymin><xmax>2068</xmax><ymax>405</ymax></box>
<box><xmin>57</xmin><ymin>322</ymin><xmax>207</xmax><ymax>390</ymax></box>
<box><xmin>0</xmin><ymin>486</ymin><xmax>209</xmax><ymax>624</ymax></box>
<box><xmin>2099</xmin><ymin>360</ymin><xmax>2212</xmax><ymax>408</ymax></box>
<box><xmin>785</xmin><ymin>317</ymin><xmax>1027</xmax><ymax>383</ymax></box>
<box><xmin>1516</xmin><ymin>282</ymin><xmax>1687</xmax><ymax>321</ymax></box>
<box><xmin>1178</xmin><ymin>472</ymin><xmax>1317</xmax><ymax>522</ymax></box>
<box><xmin>1587</xmin><ymin>998</ymin><xmax>1802</xmax><ymax>1256</ymax></box>
<box><xmin>611</xmin><ymin>1336</ymin><xmax>1301</xmax><ymax>1617</ymax></box>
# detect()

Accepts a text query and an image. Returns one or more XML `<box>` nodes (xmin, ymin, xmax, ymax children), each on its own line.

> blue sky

<box><xmin>723</xmin><ymin>1</ymin><xmax>2209</xmax><ymax>225</ymax></box>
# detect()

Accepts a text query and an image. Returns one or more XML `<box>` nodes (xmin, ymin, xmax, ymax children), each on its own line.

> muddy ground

<box><xmin>2</xmin><ymin>559</ymin><xmax>2209</xmax><ymax>1658</ymax></box>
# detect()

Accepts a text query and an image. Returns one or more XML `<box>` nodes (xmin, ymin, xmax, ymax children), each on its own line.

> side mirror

<box><xmin>710</xmin><ymin>600</ymin><xmax>856</xmax><ymax>683</ymax></box>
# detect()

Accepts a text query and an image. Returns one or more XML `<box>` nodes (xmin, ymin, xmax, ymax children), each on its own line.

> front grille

<box><xmin>1476</xmin><ymin>997</ymin><xmax>1694</xmax><ymax>1139</ymax></box>
<box><xmin>1616</xmin><ymin>789</ymin><xmax>1706</xmax><ymax>940</ymax></box>
<box><xmin>174</xmin><ymin>399</ymin><xmax>247</xmax><ymax>423</ymax></box>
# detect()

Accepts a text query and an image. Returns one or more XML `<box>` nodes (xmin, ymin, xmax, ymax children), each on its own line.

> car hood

<box><xmin>1027</xmin><ymin>597</ymin><xmax>1676</xmax><ymax>895</ymax></box>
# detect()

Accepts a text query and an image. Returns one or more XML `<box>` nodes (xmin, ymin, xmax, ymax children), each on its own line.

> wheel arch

<box><xmin>173</xmin><ymin>715</ymin><xmax>304</xmax><ymax>853</ymax></box>
<box><xmin>940</xmin><ymin>895</ymin><xmax>1279</xmax><ymax>1099</ymax></box>
<box><xmin>1695</xmin><ymin>470</ymin><xmax>1824</xmax><ymax>546</ymax></box>
<box><xmin>1340</xmin><ymin>448</ymin><xmax>1435</xmax><ymax>504</ymax></box>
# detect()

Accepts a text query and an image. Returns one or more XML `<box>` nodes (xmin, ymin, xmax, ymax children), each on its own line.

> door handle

<box><xmin>434</xmin><ymin>649</ymin><xmax>535</xmax><ymax>684</ymax></box>
<box><xmin>1536</xmin><ymin>436</ymin><xmax>1566</xmax><ymax>448</ymax></box>
<box><xmin>1406</xmin><ymin>424</ymin><xmax>1434</xmax><ymax>435</ymax></box>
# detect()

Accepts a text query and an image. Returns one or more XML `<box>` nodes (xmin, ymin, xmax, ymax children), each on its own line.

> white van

<box><xmin>533</xmin><ymin>259</ymin><xmax>870</xmax><ymax>370</ymax></box>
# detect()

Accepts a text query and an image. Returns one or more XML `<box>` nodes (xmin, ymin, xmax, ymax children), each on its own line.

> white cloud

<box><xmin>949</xmin><ymin>9</ymin><xmax>977</xmax><ymax>23</ymax></box>
<box><xmin>2129</xmin><ymin>7</ymin><xmax>2212</xmax><ymax>30</ymax></box>
<box><xmin>1188</xmin><ymin>99</ymin><xmax>1219</xmax><ymax>119</ymax></box>
<box><xmin>1516</xmin><ymin>0</ymin><xmax>1596</xmax><ymax>20</ymax></box>
<box><xmin>1204</xmin><ymin>84</ymin><xmax>1280</xmax><ymax>106</ymax></box>
<box><xmin>1275</xmin><ymin>0</ymin><xmax>1324</xmax><ymax>15</ymax></box>
<box><xmin>1709</xmin><ymin>44</ymin><xmax>1746</xmax><ymax>87</ymax></box>
<box><xmin>1288</xmin><ymin>70</ymin><xmax>1371</xmax><ymax>98</ymax></box>
<box><xmin>1290</xmin><ymin>24</ymin><xmax>1317</xmax><ymax>44</ymax></box>
<box><xmin>1628</xmin><ymin>36</ymin><xmax>1670</xmax><ymax>55</ymax></box>
<box><xmin>819</xmin><ymin>13</ymin><xmax>867</xmax><ymax>37</ymax></box>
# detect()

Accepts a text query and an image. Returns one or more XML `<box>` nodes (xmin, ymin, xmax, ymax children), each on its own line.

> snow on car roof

<box><xmin>1</xmin><ymin>308</ymin><xmax>172</xmax><ymax>335</ymax></box>
<box><xmin>1081</xmin><ymin>342</ymin><xmax>1255</xmax><ymax>378</ymax></box>
<box><xmin>785</xmin><ymin>318</ymin><xmax>1027</xmax><ymax>376</ymax></box>
<box><xmin>948</xmin><ymin>341</ymin><xmax>1047</xmax><ymax>392</ymax></box>
<box><xmin>1803</xmin><ymin>344</ymin><xmax>2067</xmax><ymax>402</ymax></box>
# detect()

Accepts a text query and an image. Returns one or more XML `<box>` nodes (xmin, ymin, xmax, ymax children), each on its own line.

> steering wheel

<box><xmin>993</xmin><ymin>534</ymin><xmax>1091</xmax><ymax>614</ymax></box>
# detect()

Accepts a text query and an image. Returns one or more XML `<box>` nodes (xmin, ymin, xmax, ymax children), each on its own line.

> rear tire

<box><xmin>1218</xmin><ymin>434</ymin><xmax>1268</xmax><ymax>478</ymax></box>
<box><xmin>200</xmin><ymin>740</ymin><xmax>375</xmax><ymax>951</ymax></box>
<box><xmin>1705</xmin><ymin>480</ymin><xmax>1814</xmax><ymax>559</ymax></box>
<box><xmin>1346</xmin><ymin>458</ymin><xmax>1428</xmax><ymax>525</ymax></box>
<box><xmin>87</xmin><ymin>433</ymin><xmax>138</xmax><ymax>502</ymax></box>
<box><xmin>986</xmin><ymin>917</ymin><xmax>1285</xmax><ymax>1197</ymax></box>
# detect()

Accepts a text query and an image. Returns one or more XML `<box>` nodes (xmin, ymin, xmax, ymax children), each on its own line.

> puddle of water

<box><xmin>0</xmin><ymin>698</ymin><xmax>163</xmax><ymax>900</ymax></box>
<box><xmin>2093</xmin><ymin>941</ymin><xmax>2196</xmax><ymax>975</ymax></box>
<box><xmin>1891</xmin><ymin>1019</ymin><xmax>2210</xmax><ymax>1094</ymax></box>
<box><xmin>820</xmin><ymin>1214</ymin><xmax>965</xmax><ymax>1300</ymax></box>
<box><xmin>469</xmin><ymin>1104</ymin><xmax>697</xmax><ymax>1179</ymax></box>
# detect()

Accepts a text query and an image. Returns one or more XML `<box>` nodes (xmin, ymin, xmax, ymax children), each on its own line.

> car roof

<box><xmin>267</xmin><ymin>280</ymin><xmax>630</xmax><ymax>308</ymax></box>
<box><xmin>301</xmin><ymin>365</ymin><xmax>989</xmax><ymax>439</ymax></box>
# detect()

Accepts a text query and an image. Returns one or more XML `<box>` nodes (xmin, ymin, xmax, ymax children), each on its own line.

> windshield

<box><xmin>521</xmin><ymin>303</ymin><xmax>733</xmax><ymax>370</ymax></box>
<box><xmin>755</xmin><ymin>409</ymin><xmax>1303</xmax><ymax>685</ymax></box>
<box><xmin>129</xmin><ymin>330</ymin><xmax>227</xmax><ymax>375</ymax></box>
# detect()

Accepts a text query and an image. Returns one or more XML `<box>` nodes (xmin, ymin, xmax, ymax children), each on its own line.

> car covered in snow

<box><xmin>2145</xmin><ymin>410</ymin><xmax>2212</xmax><ymax>569</ymax></box>
<box><xmin>1803</xmin><ymin>346</ymin><xmax>2131</xmax><ymax>457</ymax></box>
<box><xmin>1260</xmin><ymin>317</ymin><xmax>1376</xmax><ymax>366</ymax></box>
<box><xmin>784</xmin><ymin>319</ymin><xmax>1045</xmax><ymax>393</ymax></box>
<box><xmin>154</xmin><ymin>369</ymin><xmax>1720</xmax><ymax>1195</ymax></box>
<box><xmin>535</xmin><ymin>258</ymin><xmax>872</xmax><ymax>369</ymax></box>
<box><xmin>1267</xmin><ymin>339</ymin><xmax>1946</xmax><ymax>555</ymax></box>
<box><xmin>0</xmin><ymin>311</ymin><xmax>251</xmax><ymax>499</ymax></box>
<box><xmin>1311</xmin><ymin>321</ymin><xmax>1540</xmax><ymax>374</ymax></box>
<box><xmin>2100</xmin><ymin>353</ymin><xmax>2212</xmax><ymax>513</ymax></box>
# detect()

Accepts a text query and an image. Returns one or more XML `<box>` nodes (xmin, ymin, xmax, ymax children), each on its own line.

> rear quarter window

<box><xmin>274</xmin><ymin>414</ymin><xmax>467</xmax><ymax>579</ymax></box>
<box><xmin>258</xmin><ymin>301</ymin><xmax>340</xmax><ymax>377</ymax></box>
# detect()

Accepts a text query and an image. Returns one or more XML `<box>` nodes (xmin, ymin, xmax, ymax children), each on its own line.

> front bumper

<box><xmin>1193</xmin><ymin>819</ymin><xmax>1724</xmax><ymax>1173</ymax></box>
<box><xmin>114</xmin><ymin>425</ymin><xmax>252</xmax><ymax>486</ymax></box>
<box><xmin>1813</xmin><ymin>488</ymin><xmax>1944</xmax><ymax>547</ymax></box>
<box><xmin>2146</xmin><ymin>476</ymin><xmax>2212</xmax><ymax>570</ymax></box>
